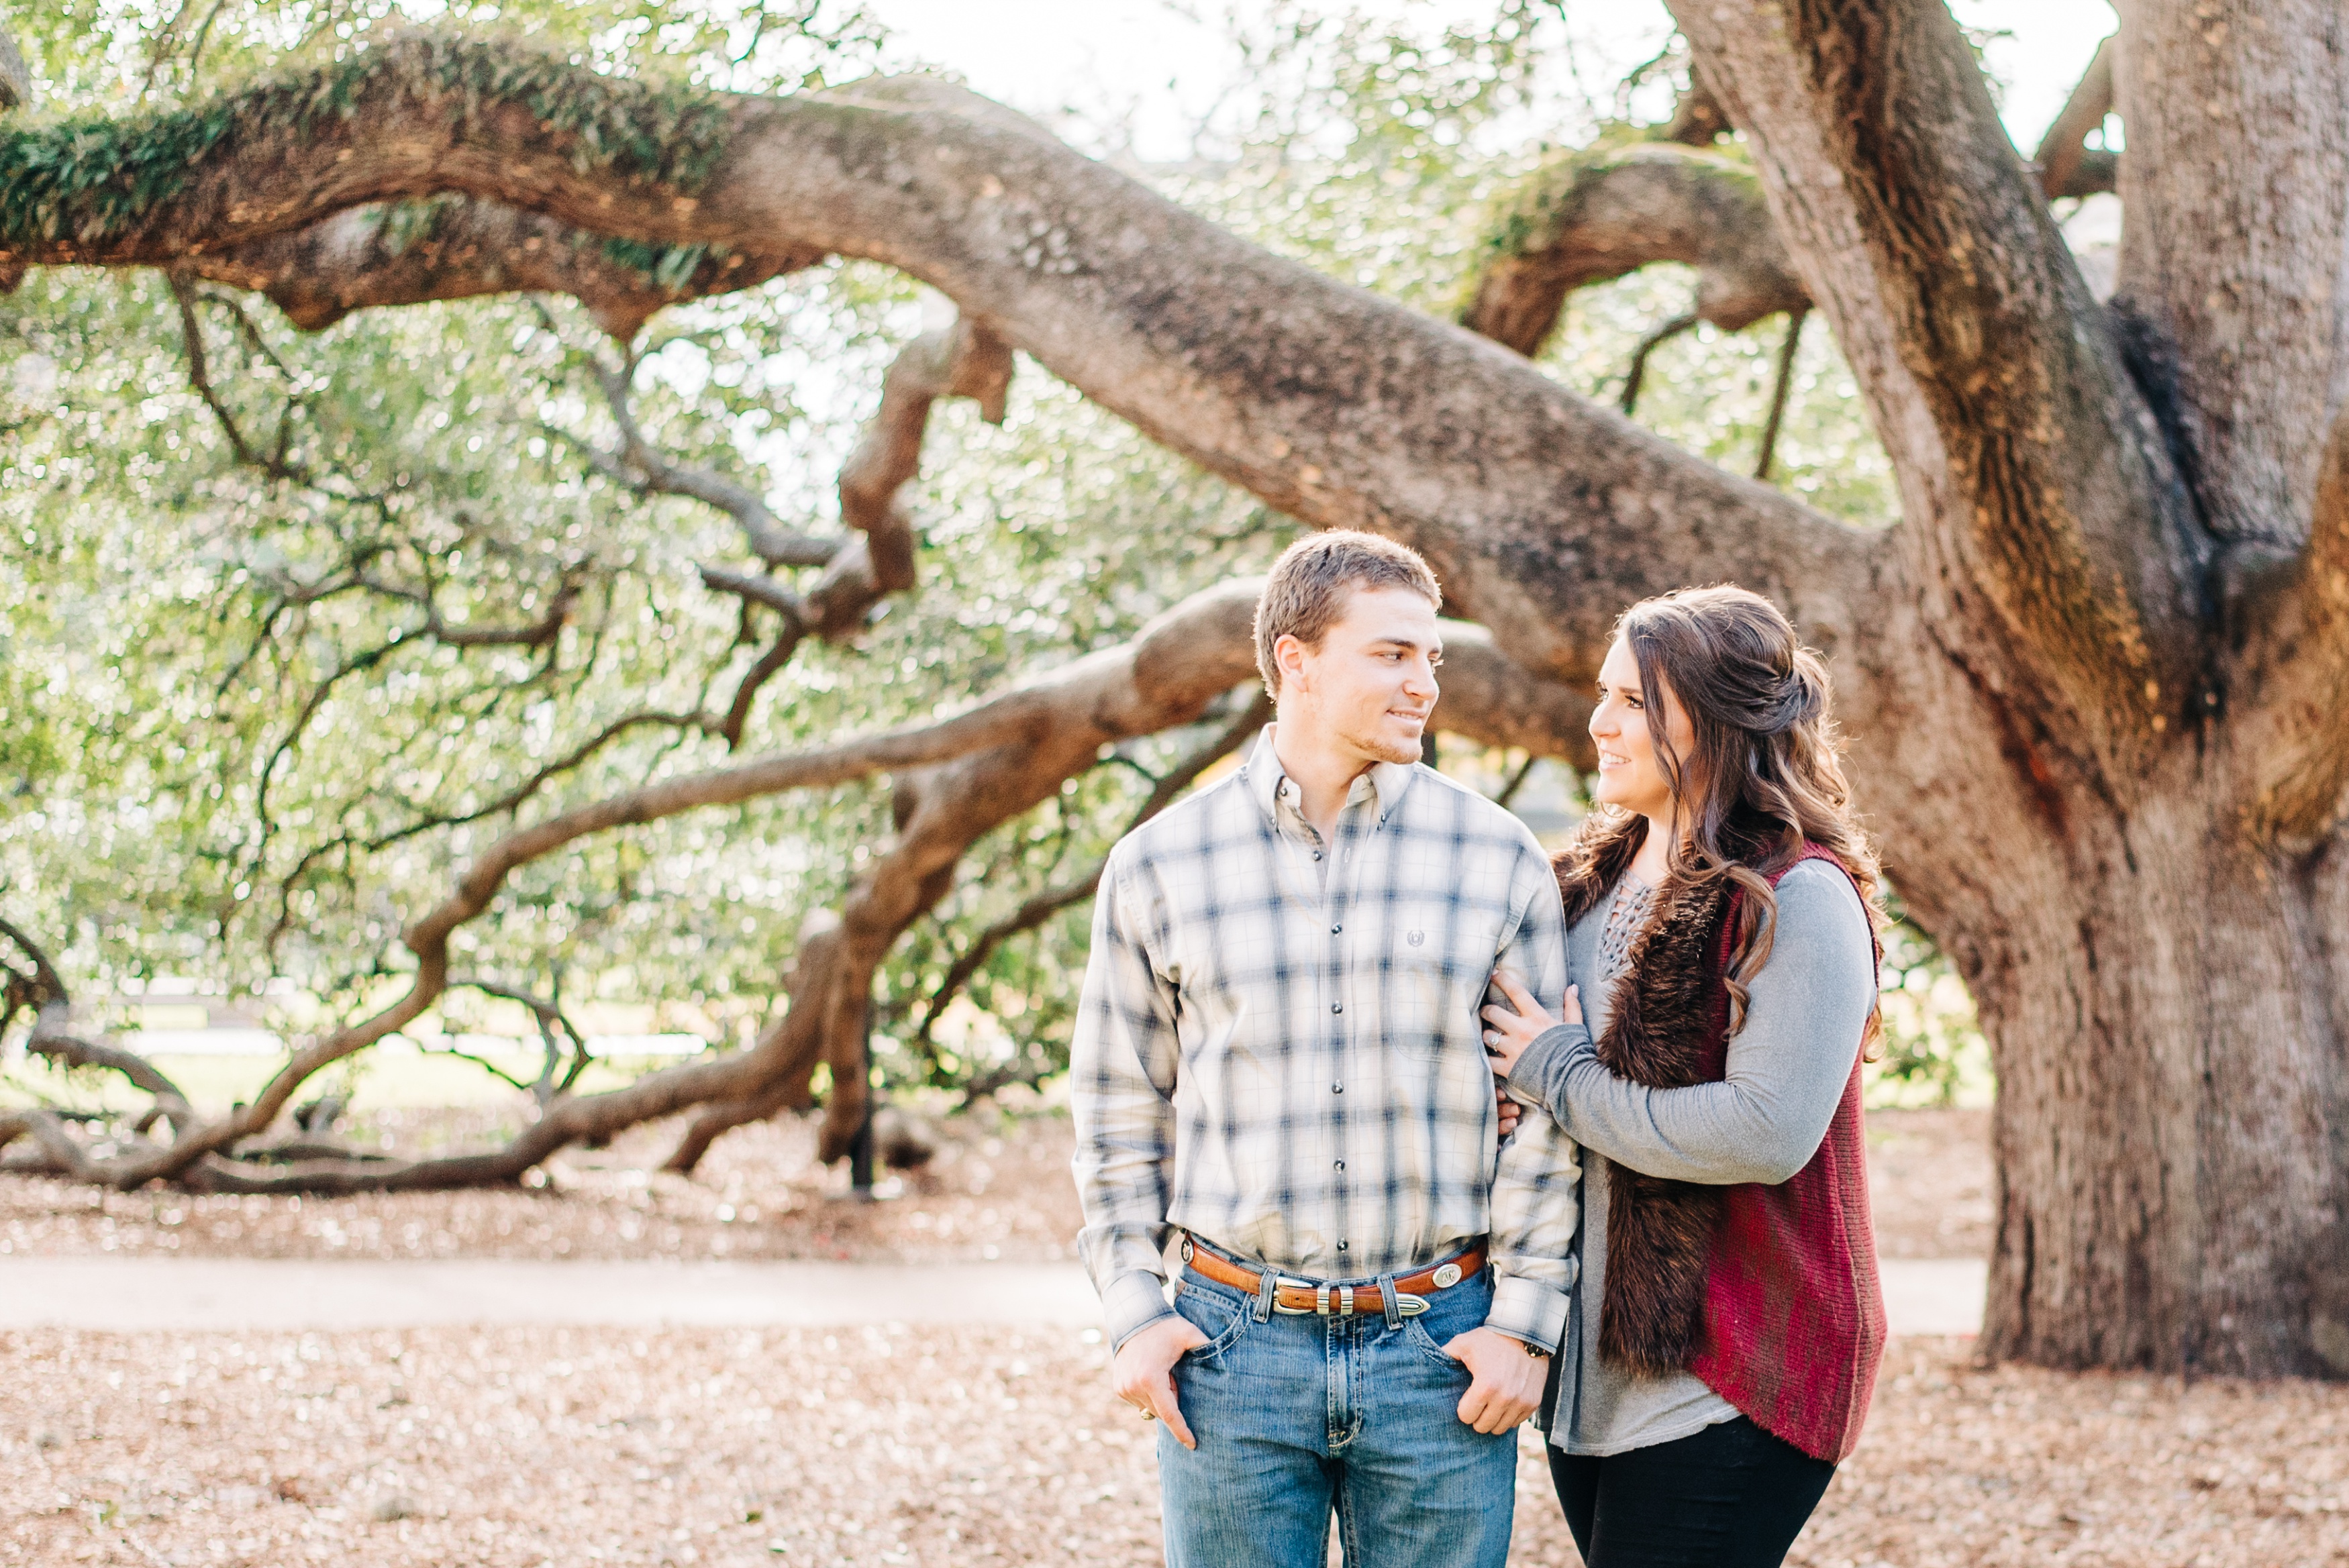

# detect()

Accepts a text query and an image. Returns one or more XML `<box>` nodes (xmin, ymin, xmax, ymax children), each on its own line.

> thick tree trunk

<box><xmin>1939</xmin><ymin>800</ymin><xmax>2346</xmax><ymax>1376</ymax></box>
<box><xmin>1663</xmin><ymin>0</ymin><xmax>2349</xmax><ymax>1379</ymax></box>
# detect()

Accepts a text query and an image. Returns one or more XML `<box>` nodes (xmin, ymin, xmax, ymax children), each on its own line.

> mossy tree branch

<box><xmin>0</xmin><ymin>33</ymin><xmax>1883</xmax><ymax>712</ymax></box>
<box><xmin>179</xmin><ymin>195</ymin><xmax>824</xmax><ymax>339</ymax></box>
<box><xmin>1460</xmin><ymin>140</ymin><xmax>1806</xmax><ymax>360</ymax></box>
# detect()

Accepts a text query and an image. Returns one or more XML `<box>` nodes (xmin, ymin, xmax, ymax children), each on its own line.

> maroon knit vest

<box><xmin>1554</xmin><ymin>832</ymin><xmax>1887</xmax><ymax>1464</ymax></box>
<box><xmin>1683</xmin><ymin>847</ymin><xmax>1887</xmax><ymax>1464</ymax></box>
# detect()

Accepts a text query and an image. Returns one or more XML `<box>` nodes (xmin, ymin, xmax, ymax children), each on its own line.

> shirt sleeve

<box><xmin>1069</xmin><ymin>849</ymin><xmax>1185</xmax><ymax>1350</ymax></box>
<box><xmin>1506</xmin><ymin>860</ymin><xmax>1876</xmax><ymax>1186</ymax></box>
<box><xmin>1481</xmin><ymin>841</ymin><xmax>1582</xmax><ymax>1354</ymax></box>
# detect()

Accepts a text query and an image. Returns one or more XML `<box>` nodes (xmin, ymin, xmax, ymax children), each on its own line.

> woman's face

<box><xmin>1589</xmin><ymin>637</ymin><xmax>1693</xmax><ymax>821</ymax></box>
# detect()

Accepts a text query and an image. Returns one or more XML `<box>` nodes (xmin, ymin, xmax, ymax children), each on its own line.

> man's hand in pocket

<box><xmin>1444</xmin><ymin>1326</ymin><xmax>1549</xmax><ymax>1434</ymax></box>
<box><xmin>1111</xmin><ymin>1314</ymin><xmax>1212</xmax><ymax>1449</ymax></box>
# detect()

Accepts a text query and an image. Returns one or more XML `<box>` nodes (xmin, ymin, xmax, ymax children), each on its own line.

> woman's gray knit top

<box><xmin>1508</xmin><ymin>858</ymin><xmax>1877</xmax><ymax>1457</ymax></box>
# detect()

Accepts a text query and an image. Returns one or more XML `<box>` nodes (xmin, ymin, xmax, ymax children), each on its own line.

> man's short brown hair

<box><xmin>1253</xmin><ymin>531</ymin><xmax>1442</xmax><ymax>696</ymax></box>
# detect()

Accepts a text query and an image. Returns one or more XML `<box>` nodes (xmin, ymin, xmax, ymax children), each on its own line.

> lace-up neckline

<box><xmin>1597</xmin><ymin>874</ymin><xmax>1656</xmax><ymax>983</ymax></box>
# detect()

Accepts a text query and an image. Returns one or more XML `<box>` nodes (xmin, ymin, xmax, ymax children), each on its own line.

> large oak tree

<box><xmin>2</xmin><ymin>2</ymin><xmax>2343</xmax><ymax>1380</ymax></box>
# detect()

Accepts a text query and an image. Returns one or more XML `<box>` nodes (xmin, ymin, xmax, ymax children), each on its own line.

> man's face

<box><xmin>1276</xmin><ymin>584</ymin><xmax>1442</xmax><ymax>766</ymax></box>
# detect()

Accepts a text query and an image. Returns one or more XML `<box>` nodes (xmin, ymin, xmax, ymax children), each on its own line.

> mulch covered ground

<box><xmin>3</xmin><ymin>1328</ymin><xmax>2342</xmax><ymax>1567</ymax></box>
<box><xmin>9</xmin><ymin>1106</ymin><xmax>2340</xmax><ymax>1564</ymax></box>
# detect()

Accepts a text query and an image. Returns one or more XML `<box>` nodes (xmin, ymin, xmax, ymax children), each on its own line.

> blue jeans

<box><xmin>1156</xmin><ymin>1255</ymin><xmax>1517</xmax><ymax>1568</ymax></box>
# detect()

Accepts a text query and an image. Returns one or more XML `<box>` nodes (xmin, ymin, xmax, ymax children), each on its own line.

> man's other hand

<box><xmin>1111</xmin><ymin>1313</ymin><xmax>1211</xmax><ymax>1449</ymax></box>
<box><xmin>1443</xmin><ymin>1326</ymin><xmax>1550</xmax><ymax>1434</ymax></box>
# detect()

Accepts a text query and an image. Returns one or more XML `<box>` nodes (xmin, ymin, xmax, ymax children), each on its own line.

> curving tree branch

<box><xmin>1462</xmin><ymin>142</ymin><xmax>1807</xmax><ymax>359</ymax></box>
<box><xmin>0</xmin><ymin>919</ymin><xmax>195</xmax><ymax>1147</ymax></box>
<box><xmin>21</xmin><ymin>581</ymin><xmax>1252</xmax><ymax>1187</ymax></box>
<box><xmin>0</xmin><ymin>36</ymin><xmax>1881</xmax><ymax>708</ymax></box>
<box><xmin>1674</xmin><ymin>2</ymin><xmax>2203</xmax><ymax>761</ymax></box>
<box><xmin>179</xmin><ymin>195</ymin><xmax>821</xmax><ymax>339</ymax></box>
<box><xmin>2033</xmin><ymin>36</ymin><xmax>2117</xmax><ymax>202</ymax></box>
<box><xmin>565</xmin><ymin>334</ymin><xmax>838</xmax><ymax>569</ymax></box>
<box><xmin>3</xmin><ymin>572</ymin><xmax>1581</xmax><ymax>1192</ymax></box>
<box><xmin>837</xmin><ymin>313</ymin><xmax>1013</xmax><ymax>593</ymax></box>
<box><xmin>905</xmin><ymin>688</ymin><xmax>1274</xmax><ymax>1059</ymax></box>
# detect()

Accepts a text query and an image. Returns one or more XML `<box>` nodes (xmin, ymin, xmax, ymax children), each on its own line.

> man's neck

<box><xmin>1268</xmin><ymin>719</ymin><xmax>1377</xmax><ymax>846</ymax></box>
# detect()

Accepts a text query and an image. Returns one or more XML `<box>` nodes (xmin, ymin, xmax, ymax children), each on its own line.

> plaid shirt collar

<box><xmin>1238</xmin><ymin>725</ymin><xmax>1420</xmax><ymax>833</ymax></box>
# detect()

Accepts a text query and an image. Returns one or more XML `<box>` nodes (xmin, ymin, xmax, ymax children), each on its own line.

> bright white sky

<box><xmin>860</xmin><ymin>0</ymin><xmax>2120</xmax><ymax>162</ymax></box>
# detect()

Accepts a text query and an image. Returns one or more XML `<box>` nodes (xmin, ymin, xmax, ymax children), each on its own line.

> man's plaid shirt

<box><xmin>1072</xmin><ymin>728</ymin><xmax>1583</xmax><ymax>1353</ymax></box>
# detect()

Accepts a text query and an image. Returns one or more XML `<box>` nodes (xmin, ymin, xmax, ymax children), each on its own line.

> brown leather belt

<box><xmin>1178</xmin><ymin>1234</ymin><xmax>1485</xmax><ymax>1318</ymax></box>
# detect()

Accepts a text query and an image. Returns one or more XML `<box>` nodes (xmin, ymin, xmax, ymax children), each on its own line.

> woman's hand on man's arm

<box><xmin>1482</xmin><ymin>970</ymin><xmax>1581</xmax><ymax>1076</ymax></box>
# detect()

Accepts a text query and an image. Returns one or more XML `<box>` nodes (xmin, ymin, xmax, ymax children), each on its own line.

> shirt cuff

<box><xmin>1102</xmin><ymin>1267</ymin><xmax>1177</xmax><ymax>1351</ymax></box>
<box><xmin>1507</xmin><ymin>1021</ymin><xmax>1593</xmax><ymax>1113</ymax></box>
<box><xmin>1484</xmin><ymin>1271</ymin><xmax>1571</xmax><ymax>1356</ymax></box>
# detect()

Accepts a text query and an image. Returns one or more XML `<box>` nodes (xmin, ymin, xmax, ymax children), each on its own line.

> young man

<box><xmin>1071</xmin><ymin>531</ymin><xmax>1582</xmax><ymax>1568</ymax></box>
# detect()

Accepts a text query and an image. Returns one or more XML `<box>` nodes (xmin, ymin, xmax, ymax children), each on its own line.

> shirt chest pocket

<box><xmin>1376</xmin><ymin>908</ymin><xmax>1501</xmax><ymax>1034</ymax></box>
<box><xmin>1379</xmin><ymin>914</ymin><xmax>1509</xmax><ymax>1097</ymax></box>
<box><xmin>1388</xmin><ymin>946</ymin><xmax>1464</xmax><ymax>1038</ymax></box>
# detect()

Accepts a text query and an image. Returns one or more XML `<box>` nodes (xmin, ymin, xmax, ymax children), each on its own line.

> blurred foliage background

<box><xmin>0</xmin><ymin>0</ymin><xmax>1986</xmax><ymax>1124</ymax></box>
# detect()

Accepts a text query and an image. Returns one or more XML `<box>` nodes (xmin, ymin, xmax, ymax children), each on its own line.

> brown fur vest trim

<box><xmin>1552</xmin><ymin>815</ymin><xmax>1736</xmax><ymax>1378</ymax></box>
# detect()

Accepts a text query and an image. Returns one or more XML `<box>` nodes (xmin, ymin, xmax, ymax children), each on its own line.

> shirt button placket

<box><xmin>1330</xmin><ymin>896</ymin><xmax>1348</xmax><ymax>1263</ymax></box>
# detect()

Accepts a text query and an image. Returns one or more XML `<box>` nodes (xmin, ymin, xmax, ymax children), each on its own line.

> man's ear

<box><xmin>1275</xmin><ymin>632</ymin><xmax>1312</xmax><ymax>696</ymax></box>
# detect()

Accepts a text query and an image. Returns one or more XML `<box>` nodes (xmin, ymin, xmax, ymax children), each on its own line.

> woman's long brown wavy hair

<box><xmin>1597</xmin><ymin>584</ymin><xmax>1884</xmax><ymax>1040</ymax></box>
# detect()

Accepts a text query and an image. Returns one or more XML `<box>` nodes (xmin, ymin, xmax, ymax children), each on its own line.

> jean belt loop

<box><xmin>1379</xmin><ymin>1274</ymin><xmax>1401</xmax><ymax>1329</ymax></box>
<box><xmin>1252</xmin><ymin>1264</ymin><xmax>1279</xmax><ymax>1323</ymax></box>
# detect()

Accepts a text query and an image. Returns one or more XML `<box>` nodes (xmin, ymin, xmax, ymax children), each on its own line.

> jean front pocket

<box><xmin>1401</xmin><ymin>1315</ymin><xmax>1471</xmax><ymax>1371</ymax></box>
<box><xmin>1396</xmin><ymin>1269</ymin><xmax>1494</xmax><ymax>1371</ymax></box>
<box><xmin>1174</xmin><ymin>1279</ymin><xmax>1253</xmax><ymax>1365</ymax></box>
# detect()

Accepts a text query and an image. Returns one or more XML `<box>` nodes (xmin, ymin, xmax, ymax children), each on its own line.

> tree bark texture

<box><xmin>1460</xmin><ymin>142</ymin><xmax>1807</xmax><ymax>357</ymax></box>
<box><xmin>1669</xmin><ymin>0</ymin><xmax>2348</xmax><ymax>1379</ymax></box>
<box><xmin>5</xmin><ymin>11</ymin><xmax>2348</xmax><ymax>1373</ymax></box>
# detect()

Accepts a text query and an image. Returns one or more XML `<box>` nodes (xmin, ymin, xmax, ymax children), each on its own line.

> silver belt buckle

<box><xmin>1269</xmin><ymin>1275</ymin><xmax>1429</xmax><ymax>1316</ymax></box>
<box><xmin>1271</xmin><ymin>1275</ymin><xmax>1317</xmax><ymax>1314</ymax></box>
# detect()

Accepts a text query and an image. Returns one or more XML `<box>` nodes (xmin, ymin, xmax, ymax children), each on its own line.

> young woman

<box><xmin>1480</xmin><ymin>584</ymin><xmax>1885</xmax><ymax>1568</ymax></box>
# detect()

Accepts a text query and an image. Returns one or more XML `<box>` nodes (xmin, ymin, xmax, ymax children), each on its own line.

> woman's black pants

<box><xmin>1547</xmin><ymin>1416</ymin><xmax>1835</xmax><ymax>1568</ymax></box>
